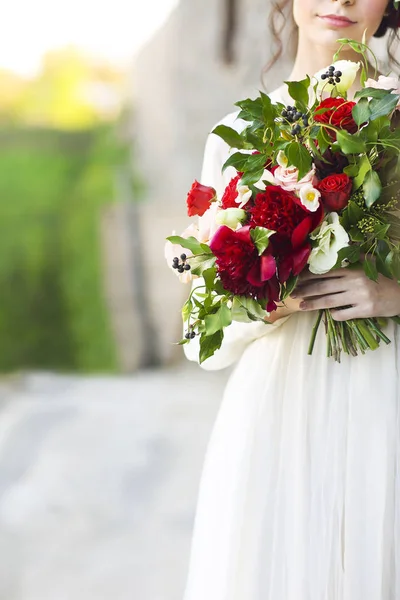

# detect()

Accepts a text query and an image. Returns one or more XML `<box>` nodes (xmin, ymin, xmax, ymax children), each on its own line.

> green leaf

<box><xmin>352</xmin><ymin>154</ymin><xmax>371</xmax><ymax>191</ymax></box>
<box><xmin>347</xmin><ymin>201</ymin><xmax>366</xmax><ymax>224</ymax></box>
<box><xmin>182</xmin><ymin>299</ymin><xmax>192</xmax><ymax>322</ymax></box>
<box><xmin>284</xmin><ymin>76</ymin><xmax>310</xmax><ymax>109</ymax></box>
<box><xmin>231</xmin><ymin>297</ymin><xmax>253</xmax><ymax>323</ymax></box>
<box><xmin>354</xmin><ymin>87</ymin><xmax>393</xmax><ymax>100</ymax></box>
<box><xmin>376</xmin><ymin>241</ymin><xmax>392</xmax><ymax>278</ymax></box>
<box><xmin>316</xmin><ymin>127</ymin><xmax>330</xmax><ymax>155</ymax></box>
<box><xmin>286</xmin><ymin>141</ymin><xmax>312</xmax><ymax>179</ymax></box>
<box><xmin>234</xmin><ymin>97</ymin><xmax>263</xmax><ymax>121</ymax></box>
<box><xmin>240</xmin><ymin>167</ymin><xmax>265</xmax><ymax>187</ymax></box>
<box><xmin>199</xmin><ymin>329</ymin><xmax>224</xmax><ymax>364</ymax></box>
<box><xmin>386</xmin><ymin>250</ymin><xmax>400</xmax><ymax>281</ymax></box>
<box><xmin>369</xmin><ymin>94</ymin><xmax>399</xmax><ymax>121</ymax></box>
<box><xmin>203</xmin><ymin>267</ymin><xmax>216</xmax><ymax>290</ymax></box>
<box><xmin>250</xmin><ymin>226</ymin><xmax>275</xmax><ymax>256</ymax></box>
<box><xmin>336</xmin><ymin>245</ymin><xmax>361</xmax><ymax>265</ymax></box>
<box><xmin>281</xmin><ymin>274</ymin><xmax>298</xmax><ymax>300</ymax></box>
<box><xmin>336</xmin><ymin>130</ymin><xmax>366</xmax><ymax>154</ymax></box>
<box><xmin>363</xmin><ymin>169</ymin><xmax>382</xmax><ymax>208</ymax></box>
<box><xmin>204</xmin><ymin>303</ymin><xmax>232</xmax><ymax>336</ymax></box>
<box><xmin>166</xmin><ymin>235</ymin><xmax>203</xmax><ymax>255</ymax></box>
<box><xmin>363</xmin><ymin>256</ymin><xmax>378</xmax><ymax>282</ymax></box>
<box><xmin>348</xmin><ymin>227</ymin><xmax>365</xmax><ymax>242</ymax></box>
<box><xmin>352</xmin><ymin>97</ymin><xmax>370</xmax><ymax>126</ymax></box>
<box><xmin>245</xmin><ymin>152</ymin><xmax>268</xmax><ymax>171</ymax></box>
<box><xmin>189</xmin><ymin>254</ymin><xmax>216</xmax><ymax>277</ymax></box>
<box><xmin>211</xmin><ymin>125</ymin><xmax>247</xmax><ymax>149</ymax></box>
<box><xmin>260</xmin><ymin>91</ymin><xmax>275</xmax><ymax>124</ymax></box>
<box><xmin>234</xmin><ymin>296</ymin><xmax>267</xmax><ymax>321</ymax></box>
<box><xmin>378</xmin><ymin>126</ymin><xmax>400</xmax><ymax>152</ymax></box>
<box><xmin>222</xmin><ymin>151</ymin><xmax>251</xmax><ymax>173</ymax></box>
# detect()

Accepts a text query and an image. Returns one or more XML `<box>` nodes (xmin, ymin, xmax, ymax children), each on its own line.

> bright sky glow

<box><xmin>0</xmin><ymin>0</ymin><xmax>179</xmax><ymax>76</ymax></box>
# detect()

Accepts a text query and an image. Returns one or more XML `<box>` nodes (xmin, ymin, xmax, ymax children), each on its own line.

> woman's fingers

<box><xmin>293</xmin><ymin>277</ymin><xmax>348</xmax><ymax>299</ymax></box>
<box><xmin>299</xmin><ymin>291</ymin><xmax>352</xmax><ymax>311</ymax></box>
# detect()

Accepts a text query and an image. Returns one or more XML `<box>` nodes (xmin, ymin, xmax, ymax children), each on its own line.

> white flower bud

<box><xmin>215</xmin><ymin>208</ymin><xmax>247</xmax><ymax>230</ymax></box>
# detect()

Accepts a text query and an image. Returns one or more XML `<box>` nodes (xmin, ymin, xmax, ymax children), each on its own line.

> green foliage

<box><xmin>0</xmin><ymin>125</ymin><xmax>121</xmax><ymax>372</ymax></box>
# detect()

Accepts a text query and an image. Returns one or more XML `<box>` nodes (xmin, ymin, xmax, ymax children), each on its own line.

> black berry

<box><xmin>178</xmin><ymin>266</ymin><xmax>184</xmax><ymax>273</ymax></box>
<box><xmin>180</xmin><ymin>253</ymin><xmax>187</xmax><ymax>261</ymax></box>
<box><xmin>184</xmin><ymin>264</ymin><xmax>191</xmax><ymax>271</ymax></box>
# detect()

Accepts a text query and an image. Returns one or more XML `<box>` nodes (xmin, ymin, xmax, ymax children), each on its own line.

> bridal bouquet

<box><xmin>165</xmin><ymin>38</ymin><xmax>400</xmax><ymax>363</ymax></box>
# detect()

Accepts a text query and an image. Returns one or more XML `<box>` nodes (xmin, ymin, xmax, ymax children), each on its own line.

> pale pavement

<box><xmin>0</xmin><ymin>363</ymin><xmax>230</xmax><ymax>600</ymax></box>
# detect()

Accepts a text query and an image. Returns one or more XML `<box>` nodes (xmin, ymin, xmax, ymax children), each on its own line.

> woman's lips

<box><xmin>319</xmin><ymin>14</ymin><xmax>356</xmax><ymax>27</ymax></box>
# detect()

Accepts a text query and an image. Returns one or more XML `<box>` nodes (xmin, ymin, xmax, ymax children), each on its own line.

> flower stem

<box><xmin>308</xmin><ymin>309</ymin><xmax>324</xmax><ymax>355</ymax></box>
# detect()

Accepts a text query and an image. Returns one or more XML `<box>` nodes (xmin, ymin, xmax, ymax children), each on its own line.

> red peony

<box><xmin>221</xmin><ymin>174</ymin><xmax>240</xmax><ymax>209</ymax></box>
<box><xmin>186</xmin><ymin>180</ymin><xmax>216</xmax><ymax>217</ymax></box>
<box><xmin>248</xmin><ymin>186</ymin><xmax>323</xmax><ymax>282</ymax></box>
<box><xmin>314</xmin><ymin>97</ymin><xmax>357</xmax><ymax>139</ymax></box>
<box><xmin>317</xmin><ymin>173</ymin><xmax>352</xmax><ymax>212</ymax></box>
<box><xmin>209</xmin><ymin>225</ymin><xmax>279</xmax><ymax>307</ymax></box>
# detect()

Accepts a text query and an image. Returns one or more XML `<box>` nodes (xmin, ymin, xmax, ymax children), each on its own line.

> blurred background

<box><xmin>0</xmin><ymin>1</ymin><xmax>392</xmax><ymax>599</ymax></box>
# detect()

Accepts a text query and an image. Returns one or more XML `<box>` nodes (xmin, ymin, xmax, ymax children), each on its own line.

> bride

<box><xmin>182</xmin><ymin>0</ymin><xmax>400</xmax><ymax>599</ymax></box>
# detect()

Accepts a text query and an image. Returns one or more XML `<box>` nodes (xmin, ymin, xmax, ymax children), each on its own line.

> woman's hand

<box><xmin>292</xmin><ymin>268</ymin><xmax>400</xmax><ymax>321</ymax></box>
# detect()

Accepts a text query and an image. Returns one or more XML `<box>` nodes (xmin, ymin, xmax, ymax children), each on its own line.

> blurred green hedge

<box><xmin>0</xmin><ymin>125</ymin><xmax>122</xmax><ymax>372</ymax></box>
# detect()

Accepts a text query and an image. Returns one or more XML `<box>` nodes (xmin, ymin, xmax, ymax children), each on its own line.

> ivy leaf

<box><xmin>352</xmin><ymin>97</ymin><xmax>370</xmax><ymax>126</ymax></box>
<box><xmin>189</xmin><ymin>254</ymin><xmax>216</xmax><ymax>277</ymax></box>
<box><xmin>354</xmin><ymin>87</ymin><xmax>392</xmax><ymax>100</ymax></box>
<box><xmin>284</xmin><ymin>76</ymin><xmax>310</xmax><ymax>109</ymax></box>
<box><xmin>204</xmin><ymin>303</ymin><xmax>232</xmax><ymax>336</ymax></box>
<box><xmin>199</xmin><ymin>329</ymin><xmax>224</xmax><ymax>364</ymax></box>
<box><xmin>286</xmin><ymin>141</ymin><xmax>312</xmax><ymax>179</ymax></box>
<box><xmin>386</xmin><ymin>250</ymin><xmax>400</xmax><ymax>282</ymax></box>
<box><xmin>211</xmin><ymin>125</ymin><xmax>247</xmax><ymax>149</ymax></box>
<box><xmin>166</xmin><ymin>235</ymin><xmax>203</xmax><ymax>255</ymax></box>
<box><xmin>234</xmin><ymin>97</ymin><xmax>263</xmax><ymax>121</ymax></box>
<box><xmin>203</xmin><ymin>267</ymin><xmax>217</xmax><ymax>290</ymax></box>
<box><xmin>316</xmin><ymin>127</ymin><xmax>331</xmax><ymax>155</ymax></box>
<box><xmin>363</xmin><ymin>256</ymin><xmax>379</xmax><ymax>282</ymax></box>
<box><xmin>369</xmin><ymin>94</ymin><xmax>400</xmax><ymax>121</ymax></box>
<box><xmin>336</xmin><ymin>130</ymin><xmax>366</xmax><ymax>154</ymax></box>
<box><xmin>222</xmin><ymin>151</ymin><xmax>251</xmax><ymax>173</ymax></box>
<box><xmin>260</xmin><ymin>91</ymin><xmax>275</xmax><ymax>125</ymax></box>
<box><xmin>352</xmin><ymin>154</ymin><xmax>371</xmax><ymax>191</ymax></box>
<box><xmin>336</xmin><ymin>245</ymin><xmax>361</xmax><ymax>265</ymax></box>
<box><xmin>231</xmin><ymin>297</ymin><xmax>253</xmax><ymax>323</ymax></box>
<box><xmin>234</xmin><ymin>296</ymin><xmax>267</xmax><ymax>321</ymax></box>
<box><xmin>250</xmin><ymin>226</ymin><xmax>275</xmax><ymax>256</ymax></box>
<box><xmin>240</xmin><ymin>167</ymin><xmax>265</xmax><ymax>187</ymax></box>
<box><xmin>363</xmin><ymin>169</ymin><xmax>382</xmax><ymax>208</ymax></box>
<box><xmin>182</xmin><ymin>299</ymin><xmax>192</xmax><ymax>322</ymax></box>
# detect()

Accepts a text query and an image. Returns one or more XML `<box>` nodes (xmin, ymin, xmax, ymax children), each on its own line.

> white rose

<box><xmin>198</xmin><ymin>202</ymin><xmax>219</xmax><ymax>243</ymax></box>
<box><xmin>315</xmin><ymin>60</ymin><xmax>360</xmax><ymax>95</ymax></box>
<box><xmin>274</xmin><ymin>165</ymin><xmax>315</xmax><ymax>192</ymax></box>
<box><xmin>298</xmin><ymin>183</ymin><xmax>321</xmax><ymax>212</ymax></box>
<box><xmin>308</xmin><ymin>212</ymin><xmax>349</xmax><ymax>275</ymax></box>
<box><xmin>215</xmin><ymin>207</ymin><xmax>247</xmax><ymax>230</ymax></box>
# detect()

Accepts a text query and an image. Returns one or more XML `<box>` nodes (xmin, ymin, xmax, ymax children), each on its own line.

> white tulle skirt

<box><xmin>183</xmin><ymin>312</ymin><xmax>400</xmax><ymax>600</ymax></box>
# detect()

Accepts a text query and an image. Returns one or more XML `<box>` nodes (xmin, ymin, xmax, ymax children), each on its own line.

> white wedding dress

<box><xmin>182</xmin><ymin>89</ymin><xmax>400</xmax><ymax>600</ymax></box>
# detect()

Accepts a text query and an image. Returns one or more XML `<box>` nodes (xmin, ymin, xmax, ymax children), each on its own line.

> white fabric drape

<box><xmin>183</xmin><ymin>94</ymin><xmax>400</xmax><ymax>600</ymax></box>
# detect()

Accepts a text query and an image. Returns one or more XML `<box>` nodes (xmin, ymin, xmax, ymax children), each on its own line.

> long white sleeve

<box><xmin>184</xmin><ymin>111</ymin><xmax>291</xmax><ymax>371</ymax></box>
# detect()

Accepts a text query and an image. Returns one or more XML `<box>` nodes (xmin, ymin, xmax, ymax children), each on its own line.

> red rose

<box><xmin>314</xmin><ymin>97</ymin><xmax>357</xmax><ymax>139</ymax></box>
<box><xmin>209</xmin><ymin>225</ymin><xmax>279</xmax><ymax>305</ymax></box>
<box><xmin>221</xmin><ymin>174</ymin><xmax>240</xmax><ymax>209</ymax></box>
<box><xmin>186</xmin><ymin>180</ymin><xmax>216</xmax><ymax>217</ymax></box>
<box><xmin>317</xmin><ymin>173</ymin><xmax>352</xmax><ymax>211</ymax></box>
